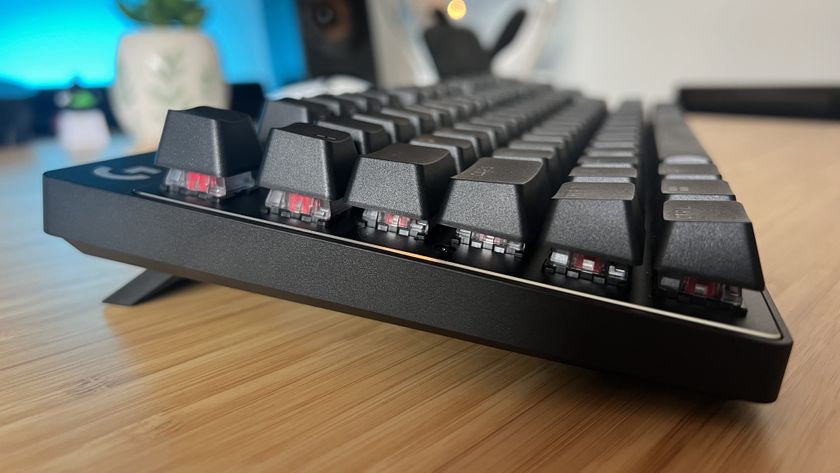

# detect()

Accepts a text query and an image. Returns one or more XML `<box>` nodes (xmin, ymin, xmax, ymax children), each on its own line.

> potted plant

<box><xmin>111</xmin><ymin>0</ymin><xmax>229</xmax><ymax>148</ymax></box>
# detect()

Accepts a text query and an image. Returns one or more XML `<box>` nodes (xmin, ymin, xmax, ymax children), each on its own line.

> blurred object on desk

<box><xmin>421</xmin><ymin>6</ymin><xmax>530</xmax><ymax>79</ymax></box>
<box><xmin>0</xmin><ymin>82</ymin><xmax>264</xmax><ymax>156</ymax></box>
<box><xmin>679</xmin><ymin>86</ymin><xmax>840</xmax><ymax>120</ymax></box>
<box><xmin>0</xmin><ymin>81</ymin><xmax>35</xmax><ymax>146</ymax></box>
<box><xmin>55</xmin><ymin>84</ymin><xmax>110</xmax><ymax>156</ymax></box>
<box><xmin>110</xmin><ymin>0</ymin><xmax>229</xmax><ymax>148</ymax></box>
<box><xmin>267</xmin><ymin>75</ymin><xmax>369</xmax><ymax>101</ymax></box>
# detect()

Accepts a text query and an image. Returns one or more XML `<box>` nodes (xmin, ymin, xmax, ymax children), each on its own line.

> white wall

<box><xmin>458</xmin><ymin>0</ymin><xmax>840</xmax><ymax>104</ymax></box>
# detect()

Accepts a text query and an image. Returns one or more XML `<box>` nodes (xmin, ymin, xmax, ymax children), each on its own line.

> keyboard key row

<box><xmin>155</xmin><ymin>84</ymin><xmax>720</xmax><ymax>300</ymax></box>
<box><xmin>253</xmin><ymin>81</ymin><xmax>562</xmax><ymax>164</ymax></box>
<box><xmin>249</xmin><ymin>82</ymin><xmax>574</xmax><ymax>236</ymax></box>
<box><xmin>141</xmin><ymin>74</ymin><xmax>776</xmax><ymax>337</ymax></box>
<box><xmin>540</xmin><ymin>101</ymin><xmax>645</xmax><ymax>285</ymax></box>
<box><xmin>441</xmin><ymin>97</ymin><xmax>610</xmax><ymax>253</ymax></box>
<box><xmin>652</xmin><ymin>105</ymin><xmax>764</xmax><ymax>309</ymax></box>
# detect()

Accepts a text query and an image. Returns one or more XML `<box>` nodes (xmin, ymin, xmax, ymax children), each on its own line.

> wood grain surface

<box><xmin>1</xmin><ymin>115</ymin><xmax>839</xmax><ymax>472</ymax></box>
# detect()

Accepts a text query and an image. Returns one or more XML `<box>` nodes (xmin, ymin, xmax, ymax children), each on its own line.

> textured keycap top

<box><xmin>493</xmin><ymin>147</ymin><xmax>561</xmax><ymax>185</ymax></box>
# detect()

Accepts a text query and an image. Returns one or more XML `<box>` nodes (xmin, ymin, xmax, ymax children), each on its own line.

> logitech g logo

<box><xmin>92</xmin><ymin>166</ymin><xmax>162</xmax><ymax>181</ymax></box>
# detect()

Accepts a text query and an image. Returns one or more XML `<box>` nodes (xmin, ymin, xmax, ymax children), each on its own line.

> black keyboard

<box><xmin>42</xmin><ymin>76</ymin><xmax>792</xmax><ymax>402</ymax></box>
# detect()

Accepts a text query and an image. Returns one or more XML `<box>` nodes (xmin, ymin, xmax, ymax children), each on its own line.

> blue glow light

<box><xmin>0</xmin><ymin>0</ymin><xmax>304</xmax><ymax>90</ymax></box>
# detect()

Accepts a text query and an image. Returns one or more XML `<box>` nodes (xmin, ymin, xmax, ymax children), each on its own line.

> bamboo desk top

<box><xmin>1</xmin><ymin>114</ymin><xmax>839</xmax><ymax>472</ymax></box>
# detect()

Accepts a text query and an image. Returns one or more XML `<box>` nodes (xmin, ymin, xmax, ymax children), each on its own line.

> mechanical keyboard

<box><xmin>42</xmin><ymin>76</ymin><xmax>792</xmax><ymax>402</ymax></box>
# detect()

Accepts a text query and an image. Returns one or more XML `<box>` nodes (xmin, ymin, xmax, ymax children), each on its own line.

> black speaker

<box><xmin>296</xmin><ymin>0</ymin><xmax>377</xmax><ymax>84</ymax></box>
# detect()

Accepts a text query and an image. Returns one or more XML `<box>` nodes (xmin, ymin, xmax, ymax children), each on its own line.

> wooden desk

<box><xmin>1</xmin><ymin>115</ymin><xmax>839</xmax><ymax>472</ymax></box>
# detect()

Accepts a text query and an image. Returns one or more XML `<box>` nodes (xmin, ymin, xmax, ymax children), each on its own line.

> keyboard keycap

<box><xmin>302</xmin><ymin>95</ymin><xmax>359</xmax><ymax>116</ymax></box>
<box><xmin>439</xmin><ymin>158</ymin><xmax>551</xmax><ymax>255</ymax></box>
<box><xmin>353</xmin><ymin>112</ymin><xmax>416</xmax><ymax>143</ymax></box>
<box><xmin>346</xmin><ymin>143</ymin><xmax>456</xmax><ymax>239</ymax></box>
<box><xmin>434</xmin><ymin>128</ymin><xmax>493</xmax><ymax>158</ymax></box>
<box><xmin>391</xmin><ymin>86</ymin><xmax>423</xmax><ymax>106</ymax></box>
<box><xmin>488</xmin><ymin>110</ymin><xmax>532</xmax><ymax>131</ymax></box>
<box><xmin>584</xmin><ymin>149</ymin><xmax>637</xmax><ymax>158</ymax></box>
<box><xmin>589</xmin><ymin>140</ymin><xmax>638</xmax><ymax>150</ymax></box>
<box><xmin>455</xmin><ymin>121</ymin><xmax>506</xmax><ymax>149</ymax></box>
<box><xmin>594</xmin><ymin>132</ymin><xmax>639</xmax><ymax>142</ymax></box>
<box><xmin>654</xmin><ymin>105</ymin><xmax>710</xmax><ymax>162</ymax></box>
<box><xmin>508</xmin><ymin>139</ymin><xmax>569</xmax><ymax>164</ymax></box>
<box><xmin>410</xmin><ymin>135</ymin><xmax>477</xmax><ymax>172</ymax></box>
<box><xmin>156</xmin><ymin>107</ymin><xmax>261</xmax><ymax>200</ymax></box>
<box><xmin>422</xmin><ymin>100</ymin><xmax>464</xmax><ymax>121</ymax></box>
<box><xmin>661</xmin><ymin>179</ymin><xmax>735</xmax><ymax>201</ymax></box>
<box><xmin>471</xmin><ymin>116</ymin><xmax>517</xmax><ymax>139</ymax></box>
<box><xmin>257</xmin><ymin>98</ymin><xmax>333</xmax><ymax>144</ymax></box>
<box><xmin>655</xmin><ymin>200</ymin><xmax>764</xmax><ymax>290</ymax></box>
<box><xmin>340</xmin><ymin>93</ymin><xmax>382</xmax><ymax>113</ymax></box>
<box><xmin>361</xmin><ymin>90</ymin><xmax>399</xmax><ymax>107</ymax></box>
<box><xmin>658</xmin><ymin>163</ymin><xmax>721</xmax><ymax>180</ymax></box>
<box><xmin>156</xmin><ymin>107</ymin><xmax>261</xmax><ymax>176</ymax></box>
<box><xmin>543</xmin><ymin>182</ymin><xmax>643</xmax><ymax>283</ymax></box>
<box><xmin>520</xmin><ymin>132</ymin><xmax>574</xmax><ymax>157</ymax></box>
<box><xmin>404</xmin><ymin>104</ymin><xmax>454</xmax><ymax>128</ymax></box>
<box><xmin>447</xmin><ymin>96</ymin><xmax>484</xmax><ymax>115</ymax></box>
<box><xmin>569</xmin><ymin>166</ymin><xmax>637</xmax><ymax>183</ymax></box>
<box><xmin>318</xmin><ymin>117</ymin><xmax>391</xmax><ymax>154</ymax></box>
<box><xmin>258</xmin><ymin>123</ymin><xmax>357</xmax><ymax>222</ymax></box>
<box><xmin>530</xmin><ymin>126</ymin><xmax>577</xmax><ymax>140</ymax></box>
<box><xmin>493</xmin><ymin>147</ymin><xmax>561</xmax><ymax>186</ymax></box>
<box><xmin>381</xmin><ymin>107</ymin><xmax>436</xmax><ymax>135</ymax></box>
<box><xmin>578</xmin><ymin>156</ymin><xmax>637</xmax><ymax>168</ymax></box>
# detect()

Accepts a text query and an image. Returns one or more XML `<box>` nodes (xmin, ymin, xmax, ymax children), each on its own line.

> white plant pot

<box><xmin>110</xmin><ymin>28</ymin><xmax>229</xmax><ymax>149</ymax></box>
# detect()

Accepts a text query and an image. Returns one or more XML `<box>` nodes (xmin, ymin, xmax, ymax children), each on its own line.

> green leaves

<box><xmin>117</xmin><ymin>0</ymin><xmax>206</xmax><ymax>27</ymax></box>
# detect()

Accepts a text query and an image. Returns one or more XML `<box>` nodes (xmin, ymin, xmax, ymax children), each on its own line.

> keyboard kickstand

<box><xmin>103</xmin><ymin>269</ymin><xmax>192</xmax><ymax>306</ymax></box>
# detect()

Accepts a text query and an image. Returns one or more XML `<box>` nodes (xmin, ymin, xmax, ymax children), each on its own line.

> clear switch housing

<box><xmin>164</xmin><ymin>168</ymin><xmax>255</xmax><ymax>200</ymax></box>
<box><xmin>360</xmin><ymin>209</ymin><xmax>429</xmax><ymax>239</ymax></box>
<box><xmin>544</xmin><ymin>249</ymin><xmax>629</xmax><ymax>285</ymax></box>
<box><xmin>657</xmin><ymin>275</ymin><xmax>743</xmax><ymax>307</ymax></box>
<box><xmin>264</xmin><ymin>190</ymin><xmax>350</xmax><ymax>223</ymax></box>
<box><xmin>454</xmin><ymin>229</ymin><xmax>525</xmax><ymax>256</ymax></box>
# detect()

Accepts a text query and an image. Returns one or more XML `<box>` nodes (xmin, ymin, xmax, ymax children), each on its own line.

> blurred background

<box><xmin>0</xmin><ymin>0</ymin><xmax>838</xmax><ymax>153</ymax></box>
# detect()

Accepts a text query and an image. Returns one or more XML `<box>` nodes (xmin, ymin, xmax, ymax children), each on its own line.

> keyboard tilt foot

<box><xmin>103</xmin><ymin>269</ymin><xmax>192</xmax><ymax>306</ymax></box>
